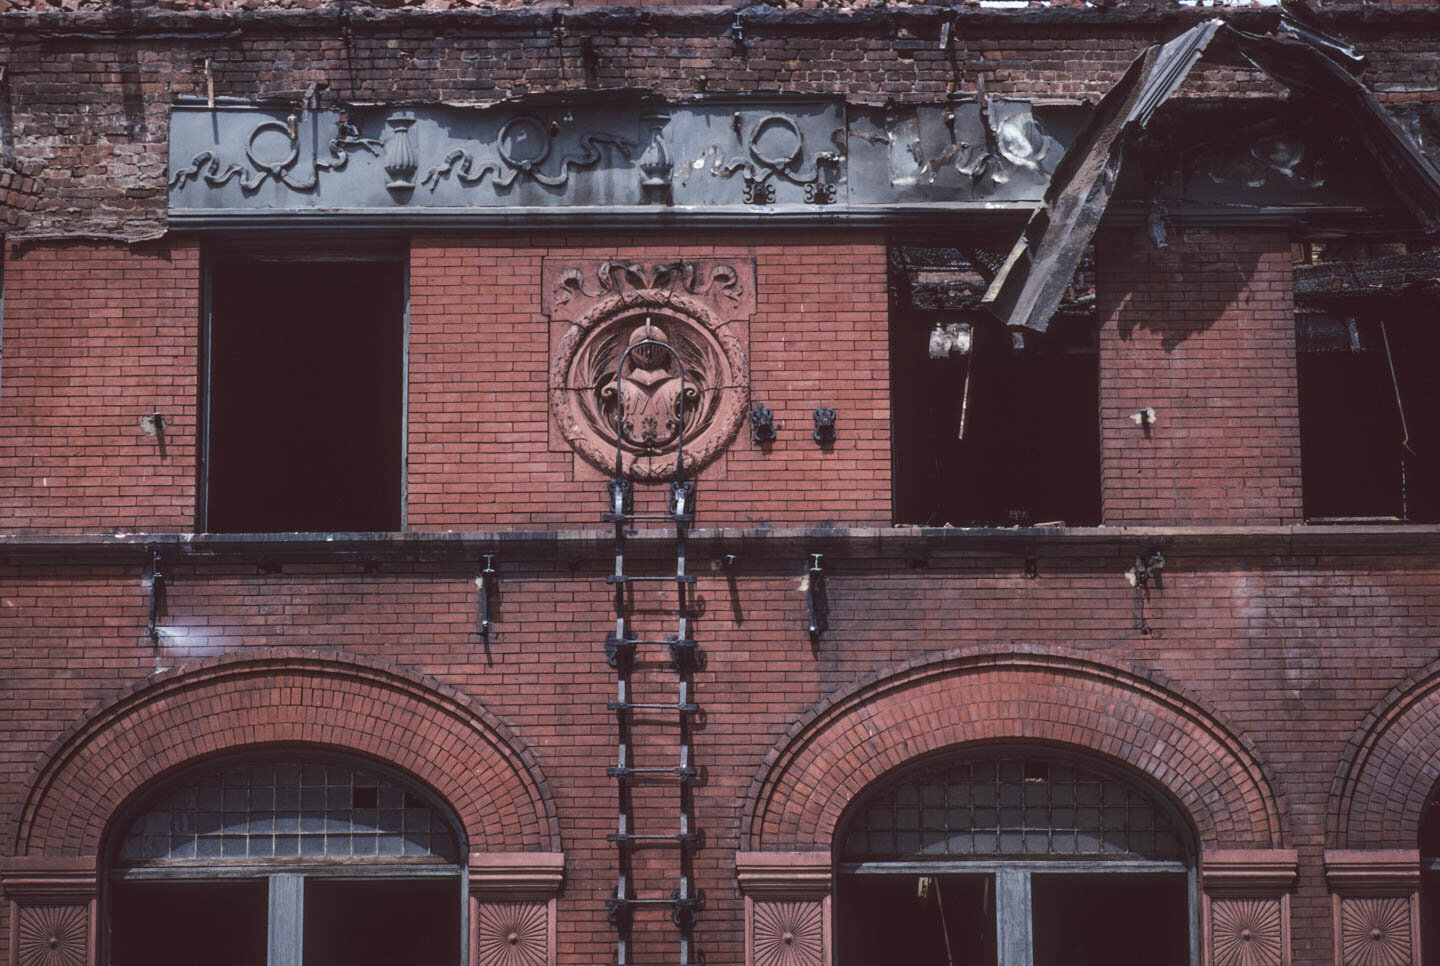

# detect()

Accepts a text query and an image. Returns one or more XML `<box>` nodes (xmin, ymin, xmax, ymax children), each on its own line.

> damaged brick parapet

<box><xmin>1</xmin><ymin>3</ymin><xmax>1439</xmax><ymax>30</ymax></box>
<box><xmin>0</xmin><ymin>162</ymin><xmax>42</xmax><ymax>231</ymax></box>
<box><xmin>0</xmin><ymin>0</ymin><xmax>1436</xmax><ymax>237</ymax></box>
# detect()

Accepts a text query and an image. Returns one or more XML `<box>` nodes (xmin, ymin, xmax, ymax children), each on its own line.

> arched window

<box><xmin>106</xmin><ymin>754</ymin><xmax>464</xmax><ymax>966</ymax></box>
<box><xmin>835</xmin><ymin>747</ymin><xmax>1196</xmax><ymax>966</ymax></box>
<box><xmin>1419</xmin><ymin>780</ymin><xmax>1440</xmax><ymax>965</ymax></box>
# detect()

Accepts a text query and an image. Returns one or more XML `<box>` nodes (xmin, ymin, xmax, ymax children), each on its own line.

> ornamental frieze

<box><xmin>166</xmin><ymin>97</ymin><xmax>1079</xmax><ymax>219</ymax></box>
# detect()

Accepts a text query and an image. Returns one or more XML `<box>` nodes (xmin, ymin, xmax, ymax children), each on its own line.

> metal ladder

<box><xmin>601</xmin><ymin>331</ymin><xmax>703</xmax><ymax>966</ymax></box>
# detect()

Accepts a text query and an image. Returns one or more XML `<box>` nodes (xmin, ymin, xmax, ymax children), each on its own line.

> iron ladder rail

<box><xmin>601</xmin><ymin>330</ymin><xmax>703</xmax><ymax>966</ymax></box>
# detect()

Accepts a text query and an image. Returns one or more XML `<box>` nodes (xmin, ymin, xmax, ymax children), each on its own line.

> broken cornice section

<box><xmin>981</xmin><ymin>6</ymin><xmax>1440</xmax><ymax>333</ymax></box>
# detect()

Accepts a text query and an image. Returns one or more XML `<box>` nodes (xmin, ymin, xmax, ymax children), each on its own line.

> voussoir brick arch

<box><xmin>743</xmin><ymin>646</ymin><xmax>1287</xmax><ymax>852</ymax></box>
<box><xmin>1330</xmin><ymin>656</ymin><xmax>1440</xmax><ymax>848</ymax></box>
<box><xmin>10</xmin><ymin>649</ymin><xmax>561</xmax><ymax>858</ymax></box>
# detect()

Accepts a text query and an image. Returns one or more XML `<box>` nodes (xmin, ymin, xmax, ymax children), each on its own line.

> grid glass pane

<box><xmin>841</xmin><ymin>751</ymin><xmax>1186</xmax><ymax>861</ymax></box>
<box><xmin>116</xmin><ymin>759</ymin><xmax>459</xmax><ymax>864</ymax></box>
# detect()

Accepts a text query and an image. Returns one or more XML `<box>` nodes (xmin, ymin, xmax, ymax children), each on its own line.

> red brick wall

<box><xmin>0</xmin><ymin>240</ymin><xmax>199</xmax><ymax>532</ymax></box>
<box><xmin>1096</xmin><ymin>229</ymin><xmax>1303</xmax><ymax>526</ymax></box>
<box><xmin>407</xmin><ymin>233</ymin><xmax>891</xmax><ymax>530</ymax></box>
<box><xmin>2</xmin><ymin>551</ymin><xmax>1439</xmax><ymax>962</ymax></box>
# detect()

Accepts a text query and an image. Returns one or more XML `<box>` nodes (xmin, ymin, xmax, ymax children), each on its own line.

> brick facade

<box><xmin>1</xmin><ymin>1</ymin><xmax>1439</xmax><ymax>965</ymax></box>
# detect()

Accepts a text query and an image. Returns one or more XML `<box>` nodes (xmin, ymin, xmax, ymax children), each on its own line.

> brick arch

<box><xmin>743</xmin><ymin>646</ymin><xmax>1286</xmax><ymax>852</ymax></box>
<box><xmin>1329</xmin><ymin>656</ymin><xmax>1440</xmax><ymax>848</ymax></box>
<box><xmin>10</xmin><ymin>649</ymin><xmax>561</xmax><ymax>858</ymax></box>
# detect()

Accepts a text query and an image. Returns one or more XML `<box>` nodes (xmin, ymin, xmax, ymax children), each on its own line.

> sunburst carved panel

<box><xmin>1339</xmin><ymin>896</ymin><xmax>1412</xmax><ymax>966</ymax></box>
<box><xmin>16</xmin><ymin>903</ymin><xmax>89</xmax><ymax>966</ymax></box>
<box><xmin>1211</xmin><ymin>897</ymin><xmax>1284</xmax><ymax>966</ymax></box>
<box><xmin>475</xmin><ymin>900</ymin><xmax>549</xmax><ymax>966</ymax></box>
<box><xmin>752</xmin><ymin>899</ymin><xmax>825</xmax><ymax>966</ymax></box>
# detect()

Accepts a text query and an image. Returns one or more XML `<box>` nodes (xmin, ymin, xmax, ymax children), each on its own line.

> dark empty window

<box><xmin>891</xmin><ymin>244</ymin><xmax>1100</xmax><ymax>528</ymax></box>
<box><xmin>1295</xmin><ymin>240</ymin><xmax>1440</xmax><ymax>523</ymax></box>
<box><xmin>836</xmin><ymin>748</ymin><xmax>1194</xmax><ymax>966</ymax></box>
<box><xmin>205</xmin><ymin>254</ymin><xmax>405</xmax><ymax>533</ymax></box>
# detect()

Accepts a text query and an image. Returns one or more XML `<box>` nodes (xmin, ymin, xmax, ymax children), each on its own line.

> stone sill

<box><xmin>0</xmin><ymin>523</ymin><xmax>1435</xmax><ymax>565</ymax></box>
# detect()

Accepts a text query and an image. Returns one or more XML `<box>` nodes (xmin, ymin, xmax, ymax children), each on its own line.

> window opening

<box><xmin>115</xmin><ymin>760</ymin><xmax>458</xmax><ymax>864</ymax></box>
<box><xmin>203</xmin><ymin>252</ymin><xmax>405</xmax><ymax>533</ymax></box>
<box><xmin>107</xmin><ymin>755</ymin><xmax>462</xmax><ymax>966</ymax></box>
<box><xmin>890</xmin><ymin>243</ymin><xmax>1100</xmax><ymax>528</ymax></box>
<box><xmin>1417</xmin><ymin>778</ymin><xmax>1440</xmax><ymax>965</ymax></box>
<box><xmin>1295</xmin><ymin>239</ymin><xmax>1440</xmax><ymax>523</ymax></box>
<box><xmin>836</xmin><ymin>748</ymin><xmax>1194</xmax><ymax>966</ymax></box>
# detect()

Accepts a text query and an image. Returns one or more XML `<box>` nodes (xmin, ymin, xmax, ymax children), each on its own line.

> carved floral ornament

<box><xmin>547</xmin><ymin>259</ymin><xmax>753</xmax><ymax>482</ymax></box>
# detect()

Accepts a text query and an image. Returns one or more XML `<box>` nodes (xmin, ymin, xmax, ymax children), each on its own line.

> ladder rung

<box><xmin>611</xmin><ymin>636</ymin><xmax>695</xmax><ymax>647</ymax></box>
<box><xmin>607</xmin><ymin>766</ymin><xmax>697</xmax><ymax>779</ymax></box>
<box><xmin>606</xmin><ymin>575</ymin><xmax>697</xmax><ymax>584</ymax></box>
<box><xmin>607</xmin><ymin>832</ymin><xmax>698</xmax><ymax>844</ymax></box>
<box><xmin>608</xmin><ymin>701</ymin><xmax>700</xmax><ymax>712</ymax></box>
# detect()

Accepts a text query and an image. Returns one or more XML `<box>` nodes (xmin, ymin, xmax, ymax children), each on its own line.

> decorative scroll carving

<box><xmin>719</xmin><ymin>114</ymin><xmax>841</xmax><ymax>205</ymax></box>
<box><xmin>1211</xmin><ymin>898</ymin><xmax>1284</xmax><ymax>966</ymax></box>
<box><xmin>16</xmin><ymin>904</ymin><xmax>88</xmax><ymax>966</ymax></box>
<box><xmin>553</xmin><ymin>260</ymin><xmax>743</xmax><ymax>314</ymax></box>
<box><xmin>752</xmin><ymin>900</ymin><xmax>825</xmax><ymax>966</ymax></box>
<box><xmin>550</xmin><ymin>292</ymin><xmax>747</xmax><ymax>480</ymax></box>
<box><xmin>422</xmin><ymin>116</ymin><xmax>634</xmax><ymax>191</ymax></box>
<box><xmin>475</xmin><ymin>901</ymin><xmax>549</xmax><ymax>966</ymax></box>
<box><xmin>1339</xmin><ymin>897</ymin><xmax>1412</xmax><ymax>966</ymax></box>
<box><xmin>169</xmin><ymin>115</ymin><xmax>383</xmax><ymax>193</ymax></box>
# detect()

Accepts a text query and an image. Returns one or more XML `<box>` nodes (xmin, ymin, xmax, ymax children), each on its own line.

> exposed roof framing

<box><xmin>982</xmin><ymin>4</ymin><xmax>1440</xmax><ymax>334</ymax></box>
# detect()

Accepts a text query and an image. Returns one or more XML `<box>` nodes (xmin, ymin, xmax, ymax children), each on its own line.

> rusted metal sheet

<box><xmin>983</xmin><ymin>12</ymin><xmax>1440</xmax><ymax>334</ymax></box>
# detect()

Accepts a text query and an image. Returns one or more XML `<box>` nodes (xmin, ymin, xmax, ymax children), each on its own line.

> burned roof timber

<box><xmin>981</xmin><ymin>5</ymin><xmax>1440</xmax><ymax>335</ymax></box>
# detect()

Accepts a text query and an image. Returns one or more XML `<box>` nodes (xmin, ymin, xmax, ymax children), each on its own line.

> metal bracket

<box><xmin>730</xmin><ymin>13</ymin><xmax>746</xmax><ymax>53</ymax></box>
<box><xmin>668</xmin><ymin>480</ymin><xmax>695</xmax><ymax>522</ymax></box>
<box><xmin>140</xmin><ymin>409</ymin><xmax>166</xmax><ymax>440</ymax></box>
<box><xmin>749</xmin><ymin>405</ymin><xmax>777</xmax><ymax>444</ymax></box>
<box><xmin>604</xmin><ymin>896</ymin><xmax>633</xmax><ymax>931</ymax></box>
<box><xmin>805</xmin><ymin>553</ymin><xmax>826</xmax><ymax>643</ymax></box>
<box><xmin>670</xmin><ymin>890</ymin><xmax>703</xmax><ymax>930</ymax></box>
<box><xmin>606</xmin><ymin>477</ymin><xmax>633</xmax><ymax>518</ymax></box>
<box><xmin>668</xmin><ymin>638</ymin><xmax>703</xmax><ymax>674</ymax></box>
<box><xmin>1128</xmin><ymin>550</ymin><xmax>1165</xmax><ymax>589</ymax></box>
<box><xmin>605</xmin><ymin>632</ymin><xmax>636</xmax><ymax>672</ymax></box>
<box><xmin>147</xmin><ymin>549</ymin><xmax>165</xmax><ymax>644</ymax></box>
<box><xmin>477</xmin><ymin>553</ymin><xmax>498</xmax><ymax>642</ymax></box>
<box><xmin>813</xmin><ymin>407</ymin><xmax>837</xmax><ymax>444</ymax></box>
<box><xmin>1127</xmin><ymin>550</ymin><xmax>1165</xmax><ymax>636</ymax></box>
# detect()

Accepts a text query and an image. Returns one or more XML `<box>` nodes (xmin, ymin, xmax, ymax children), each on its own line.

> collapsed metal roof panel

<box><xmin>981</xmin><ymin>9</ymin><xmax>1440</xmax><ymax>334</ymax></box>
